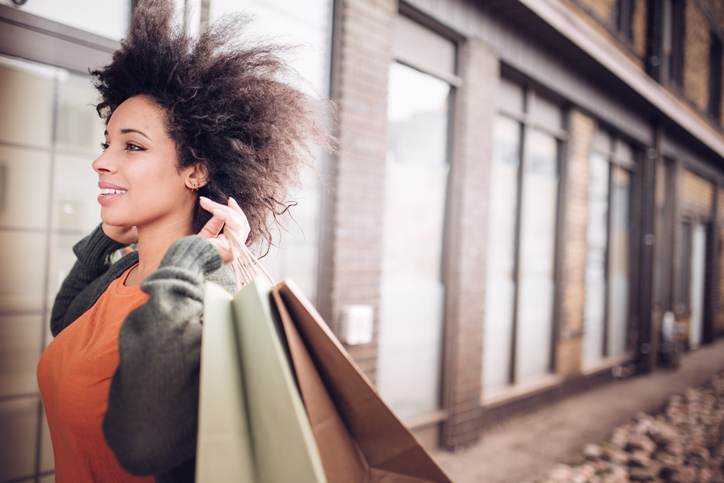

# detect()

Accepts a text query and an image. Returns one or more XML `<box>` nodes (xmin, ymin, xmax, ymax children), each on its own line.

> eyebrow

<box><xmin>104</xmin><ymin>128</ymin><xmax>152</xmax><ymax>141</ymax></box>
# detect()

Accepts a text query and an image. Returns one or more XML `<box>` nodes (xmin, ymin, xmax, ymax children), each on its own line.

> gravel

<box><xmin>535</xmin><ymin>372</ymin><xmax>724</xmax><ymax>483</ymax></box>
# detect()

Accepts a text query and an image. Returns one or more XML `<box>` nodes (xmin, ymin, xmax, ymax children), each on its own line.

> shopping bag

<box><xmin>196</xmin><ymin>277</ymin><xmax>327</xmax><ymax>483</ymax></box>
<box><xmin>271</xmin><ymin>279</ymin><xmax>453</xmax><ymax>483</ymax></box>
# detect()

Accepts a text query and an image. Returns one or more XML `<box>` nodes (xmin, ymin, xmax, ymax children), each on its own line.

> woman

<box><xmin>36</xmin><ymin>0</ymin><xmax>334</xmax><ymax>482</ymax></box>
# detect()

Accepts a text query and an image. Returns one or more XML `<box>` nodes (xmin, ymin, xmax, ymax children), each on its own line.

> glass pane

<box><xmin>0</xmin><ymin>231</ymin><xmax>47</xmax><ymax>312</ymax></box>
<box><xmin>483</xmin><ymin>115</ymin><xmax>520</xmax><ymax>394</ymax></box>
<box><xmin>592</xmin><ymin>130</ymin><xmax>612</xmax><ymax>155</ymax></box>
<box><xmin>529</xmin><ymin>94</ymin><xmax>563</xmax><ymax>130</ymax></box>
<box><xmin>40</xmin><ymin>407</ymin><xmax>54</xmax><ymax>473</ymax></box>
<box><xmin>0</xmin><ymin>57</ymin><xmax>55</xmax><ymax>149</ymax></box>
<box><xmin>583</xmin><ymin>153</ymin><xmax>610</xmax><ymax>367</ymax></box>
<box><xmin>51</xmin><ymin>153</ymin><xmax>100</xmax><ymax>232</ymax></box>
<box><xmin>516</xmin><ymin>128</ymin><xmax>558</xmax><ymax>384</ymax></box>
<box><xmin>497</xmin><ymin>78</ymin><xmax>524</xmax><ymax>115</ymax></box>
<box><xmin>378</xmin><ymin>62</ymin><xmax>450</xmax><ymax>419</ymax></box>
<box><xmin>46</xmin><ymin>233</ymin><xmax>82</xmax><ymax>312</ymax></box>
<box><xmin>210</xmin><ymin>0</ymin><xmax>329</xmax><ymax>304</ymax></box>
<box><xmin>689</xmin><ymin>224</ymin><xmax>707</xmax><ymax>350</ymax></box>
<box><xmin>281</xmin><ymin>242</ymin><xmax>318</xmax><ymax>303</ymax></box>
<box><xmin>608</xmin><ymin>166</ymin><xmax>631</xmax><ymax>357</ymax></box>
<box><xmin>56</xmin><ymin>72</ymin><xmax>106</xmax><ymax>154</ymax></box>
<box><xmin>0</xmin><ymin>398</ymin><xmax>38</xmax><ymax>481</ymax></box>
<box><xmin>0</xmin><ymin>315</ymin><xmax>43</xmax><ymax>397</ymax></box>
<box><xmin>676</xmin><ymin>222</ymin><xmax>692</xmax><ymax>309</ymax></box>
<box><xmin>613</xmin><ymin>138</ymin><xmax>635</xmax><ymax>165</ymax></box>
<box><xmin>12</xmin><ymin>0</ymin><xmax>130</xmax><ymax>40</ymax></box>
<box><xmin>0</xmin><ymin>145</ymin><xmax>51</xmax><ymax>229</ymax></box>
<box><xmin>210</xmin><ymin>0</ymin><xmax>331</xmax><ymax>95</ymax></box>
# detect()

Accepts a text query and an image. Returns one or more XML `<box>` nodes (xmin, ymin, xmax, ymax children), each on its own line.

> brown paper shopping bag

<box><xmin>270</xmin><ymin>279</ymin><xmax>452</xmax><ymax>483</ymax></box>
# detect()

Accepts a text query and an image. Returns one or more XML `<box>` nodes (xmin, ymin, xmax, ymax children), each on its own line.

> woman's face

<box><xmin>92</xmin><ymin>94</ymin><xmax>196</xmax><ymax>230</ymax></box>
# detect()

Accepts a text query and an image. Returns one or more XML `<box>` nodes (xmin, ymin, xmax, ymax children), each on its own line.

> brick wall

<box><xmin>576</xmin><ymin>0</ymin><xmax>616</xmax><ymax>23</ymax></box>
<box><xmin>564</xmin><ymin>1</ymin><xmax>722</xmax><ymax>125</ymax></box>
<box><xmin>562</xmin><ymin>0</ymin><xmax>646</xmax><ymax>68</ymax></box>
<box><xmin>683</xmin><ymin>1</ymin><xmax>712</xmax><ymax>112</ymax></box>
<box><xmin>323</xmin><ymin>0</ymin><xmax>397</xmax><ymax>382</ymax></box>
<box><xmin>632</xmin><ymin>0</ymin><xmax>648</xmax><ymax>58</ymax></box>
<box><xmin>439</xmin><ymin>38</ymin><xmax>498</xmax><ymax>450</ymax></box>
<box><xmin>556</xmin><ymin>110</ymin><xmax>595</xmax><ymax>377</ymax></box>
<box><xmin>679</xmin><ymin>168</ymin><xmax>714</xmax><ymax>216</ymax></box>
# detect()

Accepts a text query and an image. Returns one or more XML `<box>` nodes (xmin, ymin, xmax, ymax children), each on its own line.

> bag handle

<box><xmin>224</xmin><ymin>227</ymin><xmax>275</xmax><ymax>291</ymax></box>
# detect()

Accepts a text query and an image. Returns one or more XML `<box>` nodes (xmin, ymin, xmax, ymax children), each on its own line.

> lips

<box><xmin>98</xmin><ymin>181</ymin><xmax>127</xmax><ymax>191</ymax></box>
<box><xmin>97</xmin><ymin>181</ymin><xmax>128</xmax><ymax>206</ymax></box>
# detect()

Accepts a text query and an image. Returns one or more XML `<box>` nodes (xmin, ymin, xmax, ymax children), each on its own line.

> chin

<box><xmin>99</xmin><ymin>209</ymin><xmax>134</xmax><ymax>227</ymax></box>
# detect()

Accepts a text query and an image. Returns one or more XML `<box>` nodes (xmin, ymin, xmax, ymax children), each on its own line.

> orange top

<box><xmin>37</xmin><ymin>263</ymin><xmax>155</xmax><ymax>483</ymax></box>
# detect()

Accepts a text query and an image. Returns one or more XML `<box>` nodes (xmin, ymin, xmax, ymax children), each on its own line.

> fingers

<box><xmin>198</xmin><ymin>208</ymin><xmax>225</xmax><ymax>239</ymax></box>
<box><xmin>199</xmin><ymin>195</ymin><xmax>250</xmax><ymax>239</ymax></box>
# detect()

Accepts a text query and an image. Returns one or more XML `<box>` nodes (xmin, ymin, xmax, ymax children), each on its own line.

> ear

<box><xmin>184</xmin><ymin>162</ymin><xmax>209</xmax><ymax>189</ymax></box>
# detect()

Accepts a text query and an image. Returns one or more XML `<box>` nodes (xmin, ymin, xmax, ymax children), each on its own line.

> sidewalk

<box><xmin>430</xmin><ymin>339</ymin><xmax>724</xmax><ymax>483</ymax></box>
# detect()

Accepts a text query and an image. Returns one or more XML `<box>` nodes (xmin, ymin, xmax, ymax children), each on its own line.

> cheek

<box><xmin>127</xmin><ymin>159</ymin><xmax>185</xmax><ymax>205</ymax></box>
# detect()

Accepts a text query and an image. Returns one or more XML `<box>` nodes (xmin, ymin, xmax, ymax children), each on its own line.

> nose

<box><xmin>92</xmin><ymin>148</ymin><xmax>117</xmax><ymax>176</ymax></box>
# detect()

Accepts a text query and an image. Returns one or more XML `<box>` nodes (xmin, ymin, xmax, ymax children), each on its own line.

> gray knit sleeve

<box><xmin>102</xmin><ymin>234</ymin><xmax>229</xmax><ymax>476</ymax></box>
<box><xmin>50</xmin><ymin>222</ymin><xmax>128</xmax><ymax>337</ymax></box>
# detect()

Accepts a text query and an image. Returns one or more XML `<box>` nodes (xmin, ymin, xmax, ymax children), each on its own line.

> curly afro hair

<box><xmin>88</xmin><ymin>0</ymin><xmax>336</xmax><ymax>256</ymax></box>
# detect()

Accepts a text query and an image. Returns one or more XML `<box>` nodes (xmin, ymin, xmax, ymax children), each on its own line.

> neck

<box><xmin>132</xmin><ymin>216</ymin><xmax>195</xmax><ymax>283</ymax></box>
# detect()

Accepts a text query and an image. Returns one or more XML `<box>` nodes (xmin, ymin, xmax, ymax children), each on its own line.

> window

<box><xmin>209</xmin><ymin>0</ymin><xmax>333</xmax><ymax>303</ymax></box>
<box><xmin>647</xmin><ymin>0</ymin><xmax>685</xmax><ymax>87</ymax></box>
<box><xmin>615</xmin><ymin>0</ymin><xmax>636</xmax><ymax>44</ymax></box>
<box><xmin>482</xmin><ymin>78</ymin><xmax>564</xmax><ymax>395</ymax></box>
<box><xmin>583</xmin><ymin>131</ymin><xmax>635</xmax><ymax>368</ymax></box>
<box><xmin>674</xmin><ymin>219</ymin><xmax>709</xmax><ymax>349</ymax></box>
<box><xmin>688</xmin><ymin>223</ymin><xmax>707</xmax><ymax>349</ymax></box>
<box><xmin>709</xmin><ymin>31</ymin><xmax>722</xmax><ymax>121</ymax></box>
<box><xmin>0</xmin><ymin>53</ymin><xmax>110</xmax><ymax>483</ymax></box>
<box><xmin>377</xmin><ymin>15</ymin><xmax>456</xmax><ymax>420</ymax></box>
<box><xmin>675</xmin><ymin>220</ymin><xmax>692</xmax><ymax>312</ymax></box>
<box><xmin>9</xmin><ymin>0</ymin><xmax>131</xmax><ymax>40</ymax></box>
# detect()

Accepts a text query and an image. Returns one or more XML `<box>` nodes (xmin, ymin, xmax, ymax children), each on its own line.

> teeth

<box><xmin>100</xmin><ymin>188</ymin><xmax>127</xmax><ymax>195</ymax></box>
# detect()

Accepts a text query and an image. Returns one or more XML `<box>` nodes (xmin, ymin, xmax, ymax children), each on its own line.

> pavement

<box><xmin>430</xmin><ymin>338</ymin><xmax>724</xmax><ymax>483</ymax></box>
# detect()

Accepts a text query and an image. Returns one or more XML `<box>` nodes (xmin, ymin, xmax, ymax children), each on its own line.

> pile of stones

<box><xmin>538</xmin><ymin>372</ymin><xmax>724</xmax><ymax>482</ymax></box>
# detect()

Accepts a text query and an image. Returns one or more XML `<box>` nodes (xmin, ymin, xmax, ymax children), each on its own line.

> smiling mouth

<box><xmin>97</xmin><ymin>189</ymin><xmax>128</xmax><ymax>205</ymax></box>
<box><xmin>100</xmin><ymin>188</ymin><xmax>127</xmax><ymax>196</ymax></box>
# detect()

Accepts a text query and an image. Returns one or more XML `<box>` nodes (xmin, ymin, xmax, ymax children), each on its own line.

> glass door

<box><xmin>0</xmin><ymin>53</ymin><xmax>109</xmax><ymax>483</ymax></box>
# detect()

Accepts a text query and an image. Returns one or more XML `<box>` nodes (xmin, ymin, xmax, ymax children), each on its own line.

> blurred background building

<box><xmin>0</xmin><ymin>0</ymin><xmax>722</xmax><ymax>481</ymax></box>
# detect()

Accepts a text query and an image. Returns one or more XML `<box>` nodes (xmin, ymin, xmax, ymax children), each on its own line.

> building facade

<box><xmin>0</xmin><ymin>0</ymin><xmax>722</xmax><ymax>481</ymax></box>
<box><xmin>320</xmin><ymin>0</ymin><xmax>724</xmax><ymax>452</ymax></box>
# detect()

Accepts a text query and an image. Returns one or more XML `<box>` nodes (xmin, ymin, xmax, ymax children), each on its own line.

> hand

<box><xmin>102</xmin><ymin>222</ymin><xmax>138</xmax><ymax>245</ymax></box>
<box><xmin>198</xmin><ymin>195</ymin><xmax>251</xmax><ymax>265</ymax></box>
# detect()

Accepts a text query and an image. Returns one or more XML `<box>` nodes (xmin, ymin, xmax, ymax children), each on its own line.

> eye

<box><xmin>99</xmin><ymin>141</ymin><xmax>145</xmax><ymax>152</ymax></box>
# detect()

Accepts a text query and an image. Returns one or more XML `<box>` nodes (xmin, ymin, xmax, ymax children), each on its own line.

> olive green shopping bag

<box><xmin>195</xmin><ymin>277</ymin><xmax>327</xmax><ymax>483</ymax></box>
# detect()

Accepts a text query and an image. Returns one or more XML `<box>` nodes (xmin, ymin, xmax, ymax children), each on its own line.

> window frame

<box><xmin>379</xmin><ymin>6</ymin><xmax>461</xmax><ymax>420</ymax></box>
<box><xmin>646</xmin><ymin>0</ymin><xmax>686</xmax><ymax>88</ymax></box>
<box><xmin>490</xmin><ymin>75</ymin><xmax>567</xmax><ymax>387</ymax></box>
<box><xmin>615</xmin><ymin>0</ymin><xmax>636</xmax><ymax>45</ymax></box>
<box><xmin>589</xmin><ymin>133</ymin><xmax>638</xmax><ymax>359</ymax></box>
